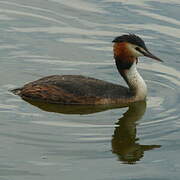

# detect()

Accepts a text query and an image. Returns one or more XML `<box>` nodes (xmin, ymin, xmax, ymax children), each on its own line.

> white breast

<box><xmin>125</xmin><ymin>62</ymin><xmax>147</xmax><ymax>101</ymax></box>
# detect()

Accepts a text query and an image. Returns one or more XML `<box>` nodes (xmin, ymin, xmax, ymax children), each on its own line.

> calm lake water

<box><xmin>0</xmin><ymin>0</ymin><xmax>180</xmax><ymax>179</ymax></box>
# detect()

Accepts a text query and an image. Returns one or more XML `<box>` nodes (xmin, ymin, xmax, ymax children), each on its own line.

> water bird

<box><xmin>12</xmin><ymin>34</ymin><xmax>163</xmax><ymax>105</ymax></box>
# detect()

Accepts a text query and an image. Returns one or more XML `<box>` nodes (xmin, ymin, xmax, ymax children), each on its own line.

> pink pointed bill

<box><xmin>143</xmin><ymin>50</ymin><xmax>163</xmax><ymax>62</ymax></box>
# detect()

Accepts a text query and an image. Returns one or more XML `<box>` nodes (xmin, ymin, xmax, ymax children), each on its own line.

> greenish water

<box><xmin>0</xmin><ymin>0</ymin><xmax>180</xmax><ymax>179</ymax></box>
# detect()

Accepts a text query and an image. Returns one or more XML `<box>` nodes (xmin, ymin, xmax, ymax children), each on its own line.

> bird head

<box><xmin>112</xmin><ymin>34</ymin><xmax>163</xmax><ymax>69</ymax></box>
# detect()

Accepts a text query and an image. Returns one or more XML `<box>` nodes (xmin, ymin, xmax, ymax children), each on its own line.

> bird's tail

<box><xmin>11</xmin><ymin>88</ymin><xmax>22</xmax><ymax>95</ymax></box>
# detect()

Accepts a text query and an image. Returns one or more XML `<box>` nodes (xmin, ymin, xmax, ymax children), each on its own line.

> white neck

<box><xmin>124</xmin><ymin>62</ymin><xmax>147</xmax><ymax>101</ymax></box>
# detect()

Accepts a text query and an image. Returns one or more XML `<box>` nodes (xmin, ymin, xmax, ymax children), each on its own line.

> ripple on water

<box><xmin>0</xmin><ymin>0</ymin><xmax>180</xmax><ymax>178</ymax></box>
<box><xmin>138</xmin><ymin>62</ymin><xmax>180</xmax><ymax>141</ymax></box>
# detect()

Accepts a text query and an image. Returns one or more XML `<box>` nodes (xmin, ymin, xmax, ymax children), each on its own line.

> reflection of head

<box><xmin>23</xmin><ymin>98</ymin><xmax>160</xmax><ymax>164</ymax></box>
<box><xmin>111</xmin><ymin>101</ymin><xmax>161</xmax><ymax>164</ymax></box>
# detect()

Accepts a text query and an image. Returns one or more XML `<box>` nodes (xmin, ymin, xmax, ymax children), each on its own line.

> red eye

<box><xmin>135</xmin><ymin>47</ymin><xmax>141</xmax><ymax>52</ymax></box>
<box><xmin>135</xmin><ymin>47</ymin><xmax>144</xmax><ymax>55</ymax></box>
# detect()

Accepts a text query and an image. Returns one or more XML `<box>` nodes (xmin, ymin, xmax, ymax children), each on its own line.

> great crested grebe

<box><xmin>12</xmin><ymin>34</ymin><xmax>163</xmax><ymax>105</ymax></box>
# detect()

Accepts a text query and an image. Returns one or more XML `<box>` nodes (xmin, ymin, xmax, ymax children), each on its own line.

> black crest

<box><xmin>112</xmin><ymin>34</ymin><xmax>147</xmax><ymax>50</ymax></box>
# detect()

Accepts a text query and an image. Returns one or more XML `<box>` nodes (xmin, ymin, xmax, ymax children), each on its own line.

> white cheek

<box><xmin>127</xmin><ymin>44</ymin><xmax>143</xmax><ymax>57</ymax></box>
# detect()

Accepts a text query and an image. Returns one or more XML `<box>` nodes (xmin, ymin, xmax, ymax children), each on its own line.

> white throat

<box><xmin>125</xmin><ymin>62</ymin><xmax>147</xmax><ymax>101</ymax></box>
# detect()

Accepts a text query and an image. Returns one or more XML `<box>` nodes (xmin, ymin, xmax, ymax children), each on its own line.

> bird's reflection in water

<box><xmin>24</xmin><ymin>99</ymin><xmax>161</xmax><ymax>164</ymax></box>
<box><xmin>24</xmin><ymin>99</ymin><xmax>128</xmax><ymax>114</ymax></box>
<box><xmin>112</xmin><ymin>101</ymin><xmax>161</xmax><ymax>164</ymax></box>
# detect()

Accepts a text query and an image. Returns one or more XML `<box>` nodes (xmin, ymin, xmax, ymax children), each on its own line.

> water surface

<box><xmin>0</xmin><ymin>0</ymin><xmax>180</xmax><ymax>179</ymax></box>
